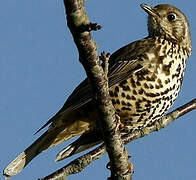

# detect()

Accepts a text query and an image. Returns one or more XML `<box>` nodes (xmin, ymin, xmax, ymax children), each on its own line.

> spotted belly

<box><xmin>109</xmin><ymin>56</ymin><xmax>186</xmax><ymax>132</ymax></box>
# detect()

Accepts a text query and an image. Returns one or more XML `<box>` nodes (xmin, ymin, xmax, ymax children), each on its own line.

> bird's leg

<box><xmin>114</xmin><ymin>114</ymin><xmax>124</xmax><ymax>131</ymax></box>
<box><xmin>100</xmin><ymin>51</ymin><xmax>111</xmax><ymax>76</ymax></box>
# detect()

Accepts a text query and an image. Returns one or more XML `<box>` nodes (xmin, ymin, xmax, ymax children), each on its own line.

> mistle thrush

<box><xmin>4</xmin><ymin>3</ymin><xmax>192</xmax><ymax>178</ymax></box>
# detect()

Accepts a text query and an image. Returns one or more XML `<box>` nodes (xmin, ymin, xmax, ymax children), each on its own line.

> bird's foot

<box><xmin>114</xmin><ymin>114</ymin><xmax>124</xmax><ymax>131</ymax></box>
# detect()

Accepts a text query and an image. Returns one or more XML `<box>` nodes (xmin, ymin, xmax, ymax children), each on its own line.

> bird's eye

<box><xmin>167</xmin><ymin>13</ymin><xmax>176</xmax><ymax>21</ymax></box>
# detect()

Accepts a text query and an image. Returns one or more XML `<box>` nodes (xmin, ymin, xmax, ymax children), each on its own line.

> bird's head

<box><xmin>141</xmin><ymin>4</ymin><xmax>191</xmax><ymax>51</ymax></box>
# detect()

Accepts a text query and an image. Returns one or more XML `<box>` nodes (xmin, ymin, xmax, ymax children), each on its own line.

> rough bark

<box><xmin>62</xmin><ymin>0</ymin><xmax>130</xmax><ymax>179</ymax></box>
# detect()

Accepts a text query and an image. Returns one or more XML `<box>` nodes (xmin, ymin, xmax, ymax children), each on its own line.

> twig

<box><xmin>38</xmin><ymin>99</ymin><xmax>196</xmax><ymax>180</ymax></box>
<box><xmin>100</xmin><ymin>51</ymin><xmax>111</xmax><ymax>76</ymax></box>
<box><xmin>38</xmin><ymin>145</ymin><xmax>105</xmax><ymax>180</ymax></box>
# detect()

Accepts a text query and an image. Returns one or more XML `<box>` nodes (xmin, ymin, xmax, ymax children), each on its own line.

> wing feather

<box><xmin>35</xmin><ymin>37</ymin><xmax>154</xmax><ymax>133</ymax></box>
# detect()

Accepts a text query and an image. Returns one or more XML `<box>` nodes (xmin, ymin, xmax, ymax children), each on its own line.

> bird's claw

<box><xmin>114</xmin><ymin>114</ymin><xmax>124</xmax><ymax>131</ymax></box>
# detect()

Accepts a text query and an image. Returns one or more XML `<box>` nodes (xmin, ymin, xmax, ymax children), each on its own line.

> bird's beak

<box><xmin>140</xmin><ymin>4</ymin><xmax>160</xmax><ymax>19</ymax></box>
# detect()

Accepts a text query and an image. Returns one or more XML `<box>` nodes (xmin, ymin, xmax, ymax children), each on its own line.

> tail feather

<box><xmin>3</xmin><ymin>129</ymin><xmax>60</xmax><ymax>178</ymax></box>
<box><xmin>3</xmin><ymin>119</ymin><xmax>91</xmax><ymax>178</ymax></box>
<box><xmin>56</xmin><ymin>130</ymin><xmax>102</xmax><ymax>161</ymax></box>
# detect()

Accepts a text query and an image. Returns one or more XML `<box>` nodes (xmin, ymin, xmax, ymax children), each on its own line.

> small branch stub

<box><xmin>100</xmin><ymin>51</ymin><xmax>111</xmax><ymax>76</ymax></box>
<box><xmin>80</xmin><ymin>23</ymin><xmax>102</xmax><ymax>32</ymax></box>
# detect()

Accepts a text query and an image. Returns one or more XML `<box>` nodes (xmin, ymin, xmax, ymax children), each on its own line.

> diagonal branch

<box><xmin>38</xmin><ymin>99</ymin><xmax>196</xmax><ymax>180</ymax></box>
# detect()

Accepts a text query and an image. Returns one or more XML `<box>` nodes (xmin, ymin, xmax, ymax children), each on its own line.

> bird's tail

<box><xmin>3</xmin><ymin>117</ymin><xmax>91</xmax><ymax>178</ymax></box>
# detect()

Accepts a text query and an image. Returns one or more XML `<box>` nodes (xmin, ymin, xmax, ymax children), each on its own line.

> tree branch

<box><xmin>38</xmin><ymin>99</ymin><xmax>196</xmax><ymax>180</ymax></box>
<box><xmin>61</xmin><ymin>0</ymin><xmax>131</xmax><ymax>179</ymax></box>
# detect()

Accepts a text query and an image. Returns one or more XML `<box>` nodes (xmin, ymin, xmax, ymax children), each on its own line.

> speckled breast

<box><xmin>109</xmin><ymin>38</ymin><xmax>189</xmax><ymax>132</ymax></box>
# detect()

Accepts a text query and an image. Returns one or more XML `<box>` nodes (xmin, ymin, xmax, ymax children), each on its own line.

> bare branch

<box><xmin>38</xmin><ymin>99</ymin><xmax>196</xmax><ymax>180</ymax></box>
<box><xmin>38</xmin><ymin>145</ymin><xmax>105</xmax><ymax>180</ymax></box>
<box><xmin>62</xmin><ymin>0</ymin><xmax>131</xmax><ymax>179</ymax></box>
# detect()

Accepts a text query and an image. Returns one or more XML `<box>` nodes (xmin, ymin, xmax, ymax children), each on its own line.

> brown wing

<box><xmin>62</xmin><ymin>37</ymin><xmax>154</xmax><ymax>111</ymax></box>
<box><xmin>35</xmin><ymin>37</ymin><xmax>153</xmax><ymax>133</ymax></box>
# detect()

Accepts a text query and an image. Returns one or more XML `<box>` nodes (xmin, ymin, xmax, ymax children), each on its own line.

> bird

<box><xmin>3</xmin><ymin>3</ymin><xmax>192</xmax><ymax>178</ymax></box>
